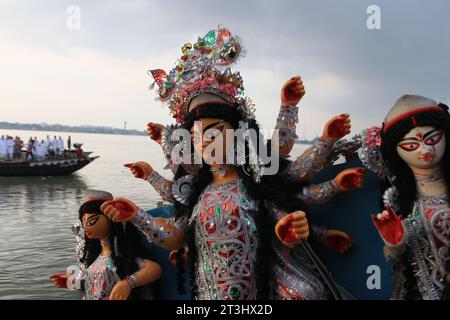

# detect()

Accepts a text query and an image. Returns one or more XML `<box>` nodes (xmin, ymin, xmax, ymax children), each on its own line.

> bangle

<box><xmin>125</xmin><ymin>274</ymin><xmax>138</xmax><ymax>289</ymax></box>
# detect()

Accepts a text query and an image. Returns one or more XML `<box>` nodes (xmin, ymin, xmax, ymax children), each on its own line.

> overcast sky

<box><xmin>0</xmin><ymin>0</ymin><xmax>449</xmax><ymax>139</ymax></box>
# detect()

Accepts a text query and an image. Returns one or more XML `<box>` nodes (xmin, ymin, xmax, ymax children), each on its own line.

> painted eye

<box><xmin>399</xmin><ymin>143</ymin><xmax>420</xmax><ymax>151</ymax></box>
<box><xmin>425</xmin><ymin>132</ymin><xmax>443</xmax><ymax>145</ymax></box>
<box><xmin>86</xmin><ymin>217</ymin><xmax>99</xmax><ymax>227</ymax></box>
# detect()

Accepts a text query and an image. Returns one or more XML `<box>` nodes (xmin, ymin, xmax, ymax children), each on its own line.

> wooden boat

<box><xmin>0</xmin><ymin>153</ymin><xmax>98</xmax><ymax>177</ymax></box>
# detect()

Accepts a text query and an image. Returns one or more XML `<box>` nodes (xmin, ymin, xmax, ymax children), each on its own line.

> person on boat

<box><xmin>0</xmin><ymin>136</ymin><xmax>6</xmax><ymax>160</ymax></box>
<box><xmin>58</xmin><ymin>136</ymin><xmax>64</xmax><ymax>155</ymax></box>
<box><xmin>75</xmin><ymin>145</ymin><xmax>84</xmax><ymax>158</ymax></box>
<box><xmin>47</xmin><ymin>142</ymin><xmax>55</xmax><ymax>159</ymax></box>
<box><xmin>37</xmin><ymin>139</ymin><xmax>47</xmax><ymax>161</ymax></box>
<box><xmin>6</xmin><ymin>136</ymin><xmax>14</xmax><ymax>161</ymax></box>
<box><xmin>50</xmin><ymin>190</ymin><xmax>162</xmax><ymax>300</ymax></box>
<box><xmin>359</xmin><ymin>95</ymin><xmax>450</xmax><ymax>300</ymax></box>
<box><xmin>52</xmin><ymin>135</ymin><xmax>60</xmax><ymax>156</ymax></box>
<box><xmin>26</xmin><ymin>137</ymin><xmax>34</xmax><ymax>161</ymax></box>
<box><xmin>32</xmin><ymin>139</ymin><xmax>38</xmax><ymax>160</ymax></box>
<box><xmin>68</xmin><ymin>136</ymin><xmax>72</xmax><ymax>151</ymax></box>
<box><xmin>13</xmin><ymin>136</ymin><xmax>23</xmax><ymax>160</ymax></box>
<box><xmin>100</xmin><ymin>27</ymin><xmax>364</xmax><ymax>300</ymax></box>
<box><xmin>43</xmin><ymin>135</ymin><xmax>51</xmax><ymax>156</ymax></box>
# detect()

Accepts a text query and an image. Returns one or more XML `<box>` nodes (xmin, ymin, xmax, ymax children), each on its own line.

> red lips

<box><xmin>419</xmin><ymin>153</ymin><xmax>435</xmax><ymax>163</ymax></box>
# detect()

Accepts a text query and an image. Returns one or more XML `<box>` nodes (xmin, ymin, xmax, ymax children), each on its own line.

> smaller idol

<box><xmin>50</xmin><ymin>190</ymin><xmax>162</xmax><ymax>300</ymax></box>
<box><xmin>359</xmin><ymin>95</ymin><xmax>450</xmax><ymax>300</ymax></box>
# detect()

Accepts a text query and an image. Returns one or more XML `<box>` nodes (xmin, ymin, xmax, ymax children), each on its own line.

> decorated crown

<box><xmin>148</xmin><ymin>26</ymin><xmax>255</xmax><ymax>124</ymax></box>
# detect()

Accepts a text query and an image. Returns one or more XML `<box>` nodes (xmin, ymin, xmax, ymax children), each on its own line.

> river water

<box><xmin>0</xmin><ymin>129</ymin><xmax>169</xmax><ymax>299</ymax></box>
<box><xmin>0</xmin><ymin>128</ymin><xmax>308</xmax><ymax>299</ymax></box>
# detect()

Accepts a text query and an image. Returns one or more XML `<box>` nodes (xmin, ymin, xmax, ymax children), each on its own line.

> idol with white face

<box><xmin>396</xmin><ymin>126</ymin><xmax>446</xmax><ymax>170</ymax></box>
<box><xmin>190</xmin><ymin>118</ymin><xmax>234</xmax><ymax>165</ymax></box>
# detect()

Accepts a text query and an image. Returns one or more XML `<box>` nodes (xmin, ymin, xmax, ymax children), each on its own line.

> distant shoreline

<box><xmin>0</xmin><ymin>122</ymin><xmax>146</xmax><ymax>136</ymax></box>
<box><xmin>0</xmin><ymin>122</ymin><xmax>316</xmax><ymax>143</ymax></box>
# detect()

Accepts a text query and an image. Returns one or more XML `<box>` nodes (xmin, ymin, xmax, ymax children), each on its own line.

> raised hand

<box><xmin>109</xmin><ymin>280</ymin><xmax>132</xmax><ymax>300</ymax></box>
<box><xmin>124</xmin><ymin>162</ymin><xmax>153</xmax><ymax>180</ymax></box>
<box><xmin>323</xmin><ymin>229</ymin><xmax>353</xmax><ymax>254</ymax></box>
<box><xmin>335</xmin><ymin>167</ymin><xmax>365</xmax><ymax>191</ymax></box>
<box><xmin>371</xmin><ymin>208</ymin><xmax>405</xmax><ymax>245</ymax></box>
<box><xmin>50</xmin><ymin>273</ymin><xmax>69</xmax><ymax>289</ymax></box>
<box><xmin>100</xmin><ymin>198</ymin><xmax>139</xmax><ymax>222</ymax></box>
<box><xmin>275</xmin><ymin>211</ymin><xmax>309</xmax><ymax>246</ymax></box>
<box><xmin>322</xmin><ymin>113</ymin><xmax>351</xmax><ymax>141</ymax></box>
<box><xmin>281</xmin><ymin>76</ymin><xmax>305</xmax><ymax>106</ymax></box>
<box><xmin>147</xmin><ymin>122</ymin><xmax>164</xmax><ymax>144</ymax></box>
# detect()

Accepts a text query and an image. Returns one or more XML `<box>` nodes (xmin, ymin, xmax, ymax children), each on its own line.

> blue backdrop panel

<box><xmin>308</xmin><ymin>159</ymin><xmax>393</xmax><ymax>299</ymax></box>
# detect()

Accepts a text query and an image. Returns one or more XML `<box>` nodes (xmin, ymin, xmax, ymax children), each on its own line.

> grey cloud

<box><xmin>0</xmin><ymin>0</ymin><xmax>448</xmax><ymax>136</ymax></box>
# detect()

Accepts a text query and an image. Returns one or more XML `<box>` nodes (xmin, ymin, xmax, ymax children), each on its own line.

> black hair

<box><xmin>173</xmin><ymin>102</ymin><xmax>309</xmax><ymax>299</ymax></box>
<box><xmin>380</xmin><ymin>103</ymin><xmax>450</xmax><ymax>299</ymax></box>
<box><xmin>79</xmin><ymin>199</ymin><xmax>156</xmax><ymax>300</ymax></box>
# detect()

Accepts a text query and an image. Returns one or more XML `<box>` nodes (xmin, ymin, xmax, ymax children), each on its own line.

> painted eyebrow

<box><xmin>189</xmin><ymin>121</ymin><xmax>225</xmax><ymax>134</ymax></box>
<box><xmin>203</xmin><ymin>121</ymin><xmax>225</xmax><ymax>133</ymax></box>
<box><xmin>84</xmin><ymin>213</ymin><xmax>101</xmax><ymax>221</ymax></box>
<box><xmin>399</xmin><ymin>137</ymin><xmax>419</xmax><ymax>142</ymax></box>
<box><xmin>399</xmin><ymin>129</ymin><xmax>441</xmax><ymax>143</ymax></box>
<box><xmin>423</xmin><ymin>129</ymin><xmax>441</xmax><ymax>139</ymax></box>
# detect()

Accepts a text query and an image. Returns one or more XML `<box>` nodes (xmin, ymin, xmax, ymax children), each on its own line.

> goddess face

<box><xmin>190</xmin><ymin>118</ymin><xmax>234</xmax><ymax>165</ymax></box>
<box><xmin>82</xmin><ymin>212</ymin><xmax>112</xmax><ymax>240</ymax></box>
<box><xmin>396</xmin><ymin>126</ymin><xmax>446</xmax><ymax>170</ymax></box>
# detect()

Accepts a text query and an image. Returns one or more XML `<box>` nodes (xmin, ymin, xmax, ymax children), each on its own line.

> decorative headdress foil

<box><xmin>148</xmin><ymin>26</ymin><xmax>254</xmax><ymax>124</ymax></box>
<box><xmin>71</xmin><ymin>221</ymin><xmax>87</xmax><ymax>273</ymax></box>
<box><xmin>239</xmin><ymin>121</ymin><xmax>265</xmax><ymax>183</ymax></box>
<box><xmin>357</xmin><ymin>126</ymin><xmax>390</xmax><ymax>179</ymax></box>
<box><xmin>382</xmin><ymin>186</ymin><xmax>399</xmax><ymax>212</ymax></box>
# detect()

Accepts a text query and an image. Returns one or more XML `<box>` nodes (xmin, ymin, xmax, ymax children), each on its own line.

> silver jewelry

<box><xmin>357</xmin><ymin>126</ymin><xmax>390</xmax><ymax>179</ymax></box>
<box><xmin>172</xmin><ymin>175</ymin><xmax>194</xmax><ymax>204</ymax></box>
<box><xmin>418</xmin><ymin>193</ymin><xmax>449</xmax><ymax>206</ymax></box>
<box><xmin>287</xmin><ymin>138</ymin><xmax>334</xmax><ymax>180</ymax></box>
<box><xmin>415</xmin><ymin>171</ymin><xmax>445</xmax><ymax>183</ymax></box>
<box><xmin>383</xmin><ymin>186</ymin><xmax>399</xmax><ymax>212</ymax></box>
<box><xmin>126</xmin><ymin>274</ymin><xmax>138</xmax><ymax>289</ymax></box>
<box><xmin>147</xmin><ymin>170</ymin><xmax>175</xmax><ymax>203</ymax></box>
<box><xmin>131</xmin><ymin>209</ymin><xmax>174</xmax><ymax>244</ymax></box>
<box><xmin>238</xmin><ymin>121</ymin><xmax>264</xmax><ymax>183</ymax></box>
<box><xmin>300</xmin><ymin>180</ymin><xmax>340</xmax><ymax>204</ymax></box>
<box><xmin>276</xmin><ymin>104</ymin><xmax>299</xmax><ymax>147</ymax></box>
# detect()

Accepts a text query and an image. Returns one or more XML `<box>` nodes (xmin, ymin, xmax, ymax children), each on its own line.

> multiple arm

<box><xmin>101</xmin><ymin>199</ymin><xmax>186</xmax><ymax>251</ymax></box>
<box><xmin>272</xmin><ymin>103</ymin><xmax>299</xmax><ymax>158</ymax></box>
<box><xmin>300</xmin><ymin>179</ymin><xmax>341</xmax><ymax>204</ymax></box>
<box><xmin>272</xmin><ymin>76</ymin><xmax>304</xmax><ymax>158</ymax></box>
<box><xmin>125</xmin><ymin>161</ymin><xmax>175</xmax><ymax>204</ymax></box>
<box><xmin>147</xmin><ymin>170</ymin><xmax>175</xmax><ymax>203</ymax></box>
<box><xmin>285</xmin><ymin>138</ymin><xmax>335</xmax><ymax>181</ymax></box>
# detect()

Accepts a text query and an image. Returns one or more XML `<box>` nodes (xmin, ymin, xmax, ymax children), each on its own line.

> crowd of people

<box><xmin>0</xmin><ymin>135</ymin><xmax>77</xmax><ymax>161</ymax></box>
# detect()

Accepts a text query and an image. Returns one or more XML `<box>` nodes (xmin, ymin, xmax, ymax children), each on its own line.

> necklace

<box><xmin>418</xmin><ymin>193</ymin><xmax>449</xmax><ymax>206</ymax></box>
<box><xmin>415</xmin><ymin>170</ymin><xmax>445</xmax><ymax>183</ymax></box>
